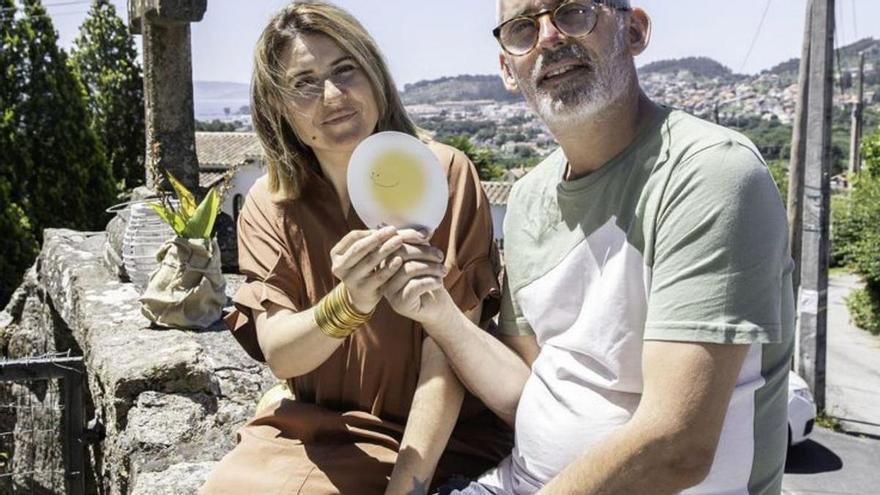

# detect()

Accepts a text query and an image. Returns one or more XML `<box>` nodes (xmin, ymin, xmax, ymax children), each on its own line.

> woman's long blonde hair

<box><xmin>252</xmin><ymin>1</ymin><xmax>418</xmax><ymax>199</ymax></box>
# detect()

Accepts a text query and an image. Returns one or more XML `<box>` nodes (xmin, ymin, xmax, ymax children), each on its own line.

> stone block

<box><xmin>1</xmin><ymin>229</ymin><xmax>273</xmax><ymax>494</ymax></box>
<box><xmin>130</xmin><ymin>461</ymin><xmax>216</xmax><ymax>495</ymax></box>
<box><xmin>129</xmin><ymin>0</ymin><xmax>207</xmax><ymax>32</ymax></box>
<box><xmin>127</xmin><ymin>392</ymin><xmax>211</xmax><ymax>447</ymax></box>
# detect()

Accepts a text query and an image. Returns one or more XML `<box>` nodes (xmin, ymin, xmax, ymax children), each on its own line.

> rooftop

<box><xmin>195</xmin><ymin>132</ymin><xmax>262</xmax><ymax>170</ymax></box>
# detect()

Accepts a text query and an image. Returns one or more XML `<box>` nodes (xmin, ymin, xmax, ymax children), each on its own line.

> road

<box><xmin>824</xmin><ymin>273</ymin><xmax>880</xmax><ymax>438</ymax></box>
<box><xmin>782</xmin><ymin>272</ymin><xmax>880</xmax><ymax>494</ymax></box>
<box><xmin>783</xmin><ymin>427</ymin><xmax>880</xmax><ymax>494</ymax></box>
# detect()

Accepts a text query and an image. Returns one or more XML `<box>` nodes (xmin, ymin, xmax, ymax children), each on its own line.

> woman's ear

<box><xmin>627</xmin><ymin>8</ymin><xmax>652</xmax><ymax>56</ymax></box>
<box><xmin>499</xmin><ymin>54</ymin><xmax>519</xmax><ymax>93</ymax></box>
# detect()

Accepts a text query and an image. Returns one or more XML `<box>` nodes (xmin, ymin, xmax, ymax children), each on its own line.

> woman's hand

<box><xmin>330</xmin><ymin>226</ymin><xmax>406</xmax><ymax>313</ymax></box>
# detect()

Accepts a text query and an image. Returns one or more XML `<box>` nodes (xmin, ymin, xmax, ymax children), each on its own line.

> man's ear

<box><xmin>499</xmin><ymin>53</ymin><xmax>519</xmax><ymax>93</ymax></box>
<box><xmin>627</xmin><ymin>8</ymin><xmax>652</xmax><ymax>56</ymax></box>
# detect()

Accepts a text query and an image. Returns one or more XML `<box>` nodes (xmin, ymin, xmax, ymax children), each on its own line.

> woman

<box><xmin>199</xmin><ymin>2</ymin><xmax>511</xmax><ymax>494</ymax></box>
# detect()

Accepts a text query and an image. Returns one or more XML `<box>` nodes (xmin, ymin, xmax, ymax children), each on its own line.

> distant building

<box><xmin>480</xmin><ymin>181</ymin><xmax>514</xmax><ymax>246</ymax></box>
<box><xmin>195</xmin><ymin>132</ymin><xmax>264</xmax><ymax>223</ymax></box>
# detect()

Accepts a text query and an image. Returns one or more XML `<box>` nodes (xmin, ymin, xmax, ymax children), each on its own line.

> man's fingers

<box><xmin>400</xmin><ymin>276</ymin><xmax>444</xmax><ymax>303</ymax></box>
<box><xmin>396</xmin><ymin>229</ymin><xmax>430</xmax><ymax>245</ymax></box>
<box><xmin>384</xmin><ymin>260</ymin><xmax>447</xmax><ymax>296</ymax></box>
<box><xmin>393</xmin><ymin>243</ymin><xmax>445</xmax><ymax>264</ymax></box>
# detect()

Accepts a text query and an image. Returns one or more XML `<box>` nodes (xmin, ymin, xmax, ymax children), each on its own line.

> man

<box><xmin>383</xmin><ymin>1</ymin><xmax>795</xmax><ymax>493</ymax></box>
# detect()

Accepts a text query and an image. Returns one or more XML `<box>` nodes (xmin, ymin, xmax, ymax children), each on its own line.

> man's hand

<box><xmin>380</xmin><ymin>235</ymin><xmax>459</xmax><ymax>325</ymax></box>
<box><xmin>382</xmin><ymin>255</ymin><xmax>453</xmax><ymax>326</ymax></box>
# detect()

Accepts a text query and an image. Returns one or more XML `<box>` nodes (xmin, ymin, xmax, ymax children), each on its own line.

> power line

<box><xmin>740</xmin><ymin>0</ymin><xmax>774</xmax><ymax>73</ymax></box>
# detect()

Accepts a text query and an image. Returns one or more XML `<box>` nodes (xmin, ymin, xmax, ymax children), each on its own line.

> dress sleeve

<box><xmin>224</xmin><ymin>185</ymin><xmax>307</xmax><ymax>362</ymax></box>
<box><xmin>433</xmin><ymin>145</ymin><xmax>502</xmax><ymax>325</ymax></box>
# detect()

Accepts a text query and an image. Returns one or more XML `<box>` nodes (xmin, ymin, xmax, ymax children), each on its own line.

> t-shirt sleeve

<box><xmin>644</xmin><ymin>140</ymin><xmax>790</xmax><ymax>344</ymax></box>
<box><xmin>435</xmin><ymin>146</ymin><xmax>502</xmax><ymax>325</ymax></box>
<box><xmin>224</xmin><ymin>186</ymin><xmax>307</xmax><ymax>362</ymax></box>
<box><xmin>498</xmin><ymin>270</ymin><xmax>535</xmax><ymax>336</ymax></box>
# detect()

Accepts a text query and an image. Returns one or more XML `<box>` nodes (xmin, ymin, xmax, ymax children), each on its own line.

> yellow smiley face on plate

<box><xmin>368</xmin><ymin>150</ymin><xmax>427</xmax><ymax>215</ymax></box>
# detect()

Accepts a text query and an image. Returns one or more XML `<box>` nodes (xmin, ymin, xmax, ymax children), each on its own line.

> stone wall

<box><xmin>0</xmin><ymin>230</ymin><xmax>274</xmax><ymax>494</ymax></box>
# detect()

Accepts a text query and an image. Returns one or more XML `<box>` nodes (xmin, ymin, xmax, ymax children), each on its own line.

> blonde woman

<box><xmin>199</xmin><ymin>2</ymin><xmax>511</xmax><ymax>494</ymax></box>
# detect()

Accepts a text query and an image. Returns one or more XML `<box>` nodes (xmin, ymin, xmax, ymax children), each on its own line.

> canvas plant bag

<box><xmin>140</xmin><ymin>237</ymin><xmax>226</xmax><ymax>330</ymax></box>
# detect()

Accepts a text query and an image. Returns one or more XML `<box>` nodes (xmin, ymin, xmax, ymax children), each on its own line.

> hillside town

<box><xmin>197</xmin><ymin>39</ymin><xmax>880</xmax><ymax>166</ymax></box>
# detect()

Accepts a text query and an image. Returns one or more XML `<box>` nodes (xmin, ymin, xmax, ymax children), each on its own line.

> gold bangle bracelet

<box><xmin>314</xmin><ymin>283</ymin><xmax>375</xmax><ymax>339</ymax></box>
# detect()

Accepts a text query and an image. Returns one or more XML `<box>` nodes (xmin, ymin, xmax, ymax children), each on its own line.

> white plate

<box><xmin>347</xmin><ymin>132</ymin><xmax>448</xmax><ymax>232</ymax></box>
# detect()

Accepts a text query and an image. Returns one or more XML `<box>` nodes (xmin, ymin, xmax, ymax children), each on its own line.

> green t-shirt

<box><xmin>484</xmin><ymin>108</ymin><xmax>794</xmax><ymax>495</ymax></box>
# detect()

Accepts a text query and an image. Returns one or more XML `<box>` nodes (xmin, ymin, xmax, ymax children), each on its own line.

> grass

<box><xmin>829</xmin><ymin>266</ymin><xmax>851</xmax><ymax>277</ymax></box>
<box><xmin>815</xmin><ymin>413</ymin><xmax>843</xmax><ymax>432</ymax></box>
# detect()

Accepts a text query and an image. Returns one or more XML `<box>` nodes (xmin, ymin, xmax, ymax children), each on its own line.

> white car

<box><xmin>788</xmin><ymin>371</ymin><xmax>817</xmax><ymax>447</ymax></box>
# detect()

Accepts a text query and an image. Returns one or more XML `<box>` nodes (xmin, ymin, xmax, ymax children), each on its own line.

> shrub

<box><xmin>840</xmin><ymin>130</ymin><xmax>880</xmax><ymax>333</ymax></box>
<box><xmin>845</xmin><ymin>283</ymin><xmax>880</xmax><ymax>336</ymax></box>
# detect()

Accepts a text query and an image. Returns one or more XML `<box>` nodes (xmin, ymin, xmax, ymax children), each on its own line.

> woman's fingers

<box><xmin>333</xmin><ymin>227</ymin><xmax>396</xmax><ymax>275</ymax></box>
<box><xmin>347</xmin><ymin>235</ymin><xmax>405</xmax><ymax>281</ymax></box>
<box><xmin>372</xmin><ymin>256</ymin><xmax>404</xmax><ymax>287</ymax></box>
<box><xmin>330</xmin><ymin>230</ymin><xmax>372</xmax><ymax>257</ymax></box>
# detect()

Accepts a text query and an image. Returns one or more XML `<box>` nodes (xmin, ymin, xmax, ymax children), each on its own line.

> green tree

<box><xmin>0</xmin><ymin>0</ymin><xmax>38</xmax><ymax>305</ymax></box>
<box><xmin>71</xmin><ymin>0</ymin><xmax>145</xmax><ymax>190</ymax></box>
<box><xmin>765</xmin><ymin>159</ymin><xmax>788</xmax><ymax>204</ymax></box>
<box><xmin>840</xmin><ymin>131</ymin><xmax>880</xmax><ymax>335</ymax></box>
<box><xmin>17</xmin><ymin>0</ymin><xmax>116</xmax><ymax>234</ymax></box>
<box><xmin>440</xmin><ymin>135</ymin><xmax>505</xmax><ymax>181</ymax></box>
<box><xmin>195</xmin><ymin>119</ymin><xmax>238</xmax><ymax>132</ymax></box>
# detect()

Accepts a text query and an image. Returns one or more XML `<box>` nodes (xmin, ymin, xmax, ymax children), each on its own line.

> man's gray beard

<box><xmin>517</xmin><ymin>29</ymin><xmax>632</xmax><ymax>127</ymax></box>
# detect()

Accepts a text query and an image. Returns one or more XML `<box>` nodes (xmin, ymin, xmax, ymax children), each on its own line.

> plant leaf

<box><xmin>147</xmin><ymin>202</ymin><xmax>186</xmax><ymax>236</ymax></box>
<box><xmin>182</xmin><ymin>188</ymin><xmax>220</xmax><ymax>239</ymax></box>
<box><xmin>166</xmin><ymin>172</ymin><xmax>197</xmax><ymax>221</ymax></box>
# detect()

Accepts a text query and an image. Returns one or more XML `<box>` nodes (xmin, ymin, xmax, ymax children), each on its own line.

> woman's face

<box><xmin>281</xmin><ymin>33</ymin><xmax>381</xmax><ymax>157</ymax></box>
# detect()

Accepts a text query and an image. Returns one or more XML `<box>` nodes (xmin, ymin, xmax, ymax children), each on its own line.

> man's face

<box><xmin>497</xmin><ymin>0</ymin><xmax>636</xmax><ymax>125</ymax></box>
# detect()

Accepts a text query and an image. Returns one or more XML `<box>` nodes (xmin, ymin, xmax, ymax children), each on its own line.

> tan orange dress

<box><xmin>199</xmin><ymin>142</ymin><xmax>512</xmax><ymax>494</ymax></box>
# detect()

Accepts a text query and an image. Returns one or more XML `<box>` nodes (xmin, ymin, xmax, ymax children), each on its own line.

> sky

<box><xmin>47</xmin><ymin>0</ymin><xmax>880</xmax><ymax>87</ymax></box>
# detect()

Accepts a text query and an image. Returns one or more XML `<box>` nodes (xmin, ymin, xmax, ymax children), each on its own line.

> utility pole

<box><xmin>796</xmin><ymin>0</ymin><xmax>834</xmax><ymax>413</ymax></box>
<box><xmin>849</xmin><ymin>52</ymin><xmax>866</xmax><ymax>178</ymax></box>
<box><xmin>788</xmin><ymin>0</ymin><xmax>813</xmax><ymax>293</ymax></box>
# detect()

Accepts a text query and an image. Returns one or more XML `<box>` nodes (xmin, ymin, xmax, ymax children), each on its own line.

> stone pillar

<box><xmin>129</xmin><ymin>0</ymin><xmax>207</xmax><ymax>193</ymax></box>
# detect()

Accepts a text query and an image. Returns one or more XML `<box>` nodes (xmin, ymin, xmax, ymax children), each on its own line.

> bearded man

<box><xmin>382</xmin><ymin>1</ymin><xmax>795</xmax><ymax>494</ymax></box>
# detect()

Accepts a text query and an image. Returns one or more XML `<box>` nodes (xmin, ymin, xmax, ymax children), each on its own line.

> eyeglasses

<box><xmin>493</xmin><ymin>1</ymin><xmax>631</xmax><ymax>56</ymax></box>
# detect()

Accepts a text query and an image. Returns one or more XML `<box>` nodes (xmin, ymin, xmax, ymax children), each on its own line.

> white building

<box><xmin>481</xmin><ymin>181</ymin><xmax>513</xmax><ymax>248</ymax></box>
<box><xmin>196</xmin><ymin>132</ymin><xmax>264</xmax><ymax>223</ymax></box>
